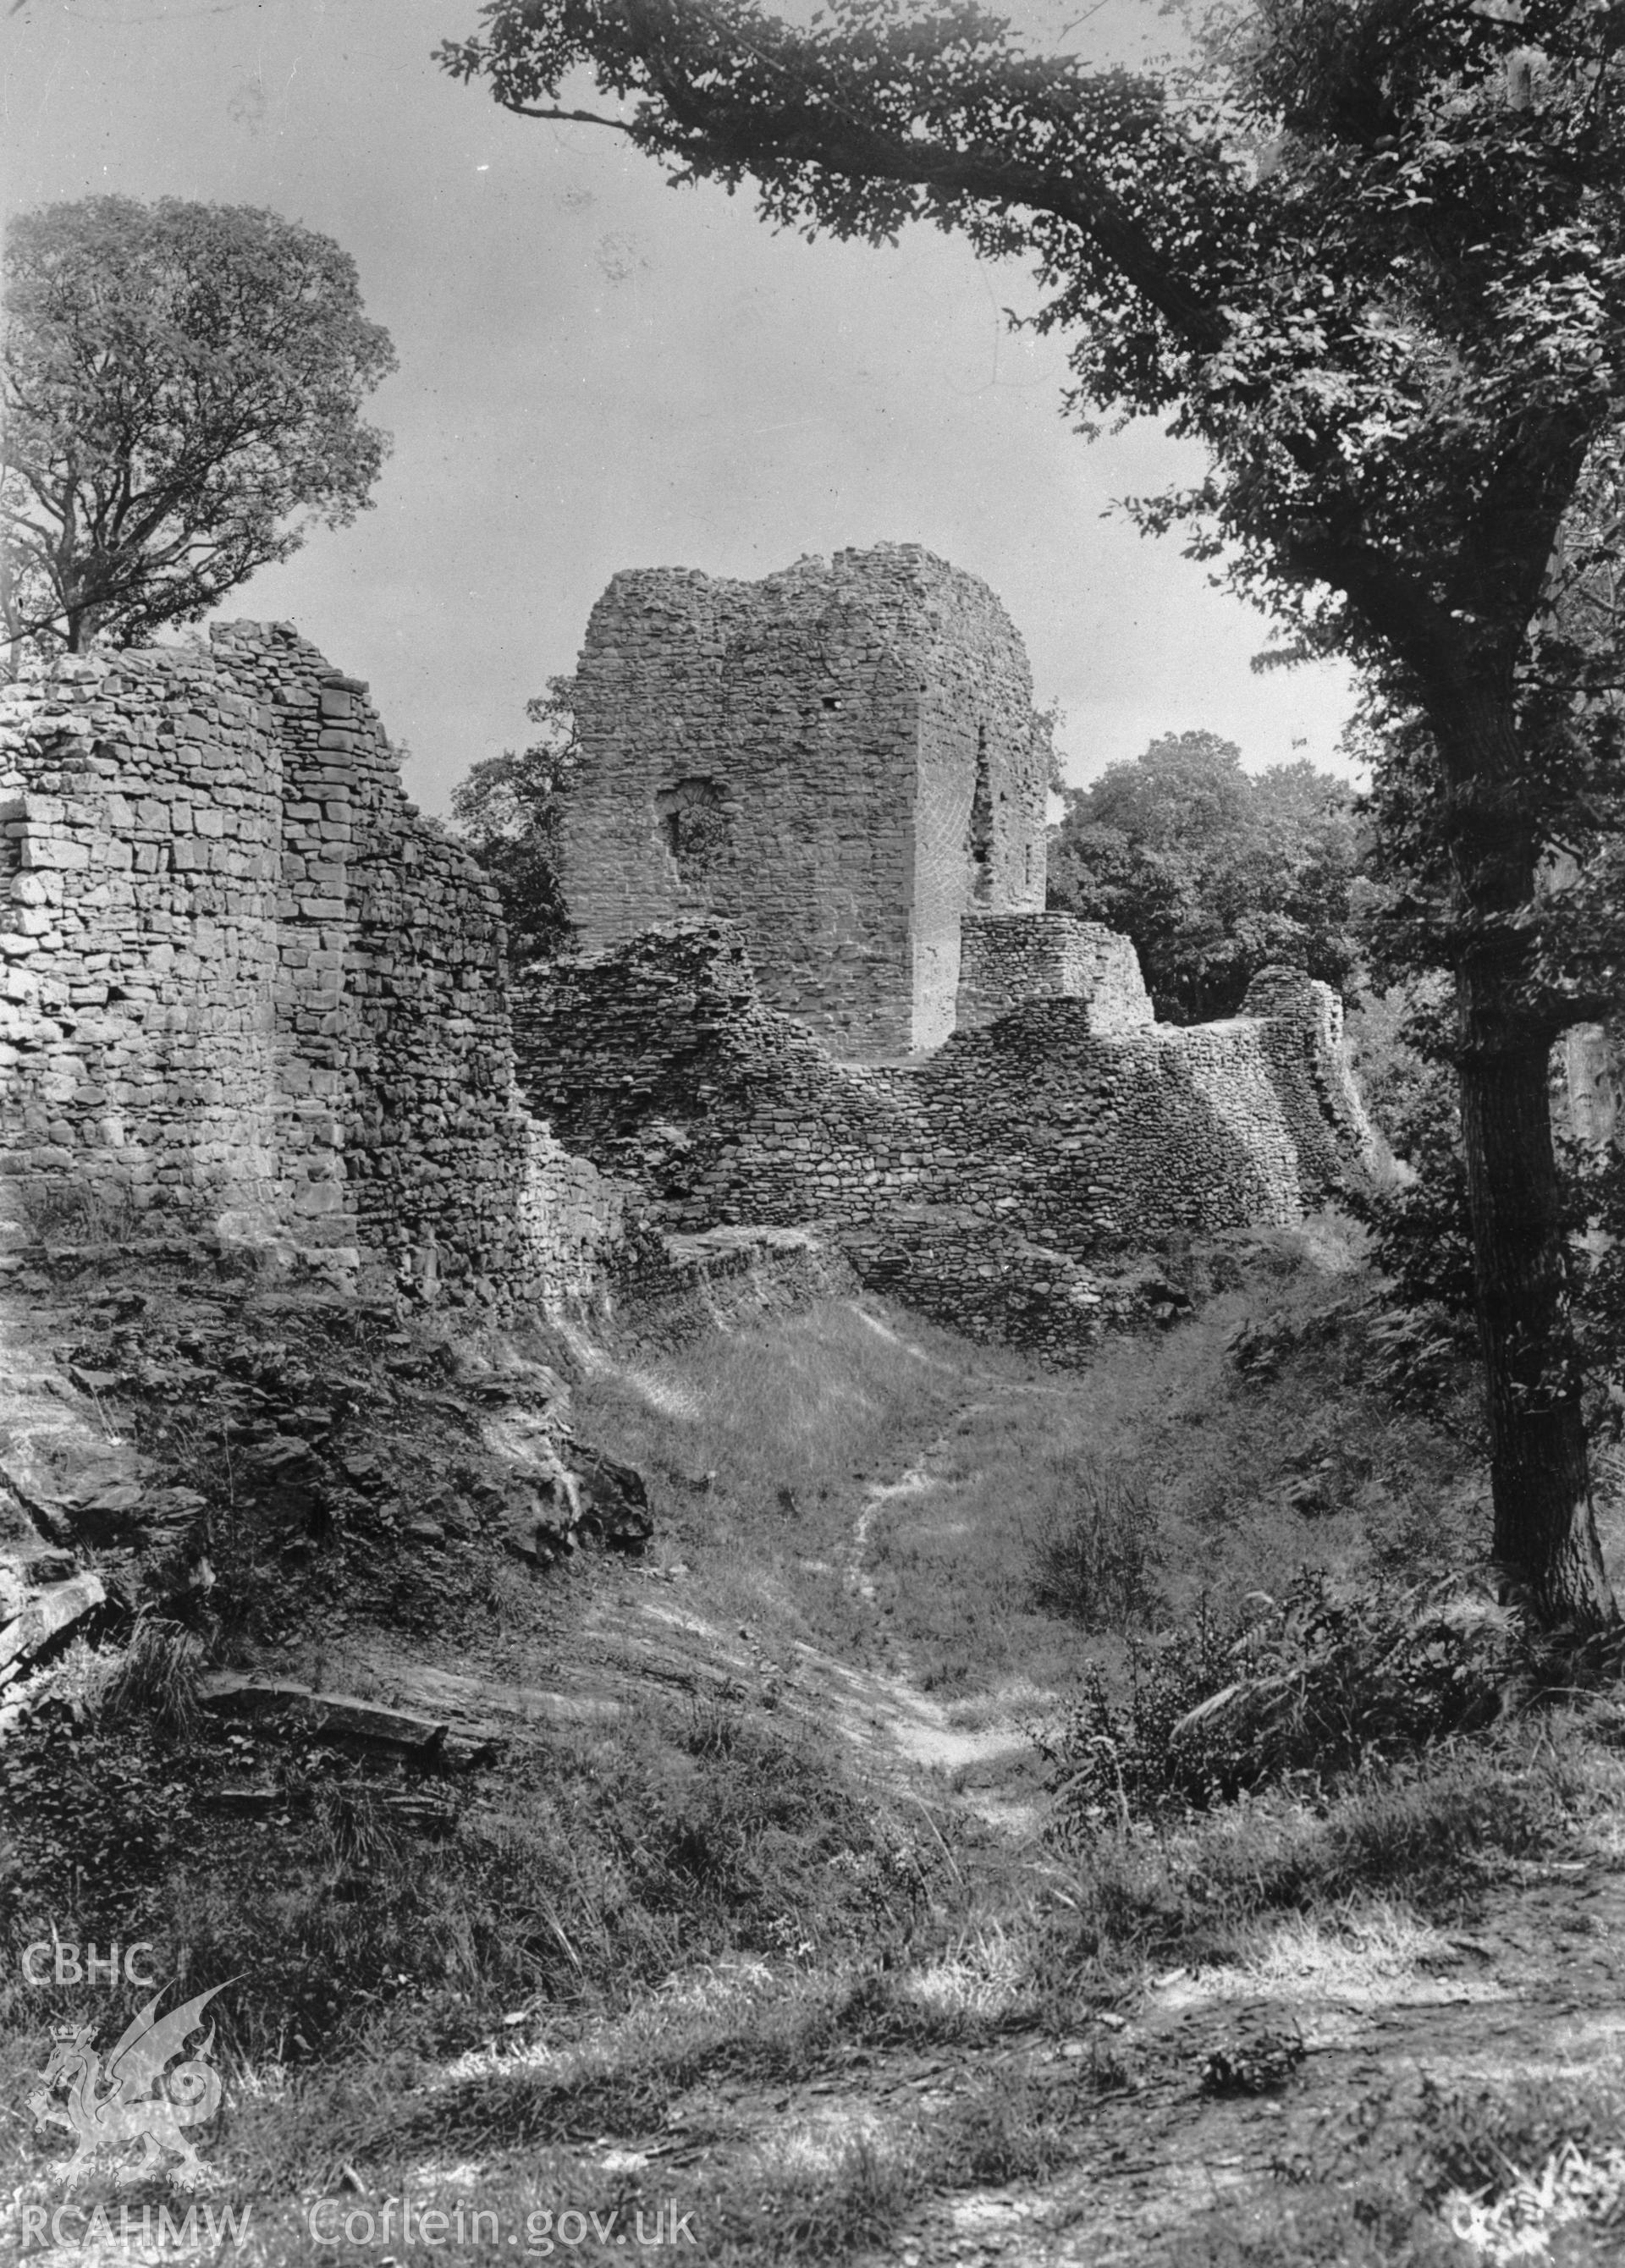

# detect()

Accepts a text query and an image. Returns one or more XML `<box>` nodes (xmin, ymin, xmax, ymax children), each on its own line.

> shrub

<box><xmin>1038</xmin><ymin>1573</ymin><xmax>1525</xmax><ymax>1827</ymax></box>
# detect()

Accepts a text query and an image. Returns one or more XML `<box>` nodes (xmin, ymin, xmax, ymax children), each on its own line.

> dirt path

<box><xmin>16</xmin><ymin>1258</ymin><xmax>1623</xmax><ymax>2265</ymax></box>
<box><xmin>346</xmin><ymin>1300</ymin><xmax>1625</xmax><ymax>2265</ymax></box>
<box><xmin>884</xmin><ymin>1855</ymin><xmax>1625</xmax><ymax>2264</ymax></box>
<box><xmin>450</xmin><ymin>1813</ymin><xmax>1624</xmax><ymax>2265</ymax></box>
<box><xmin>838</xmin><ymin>1403</ymin><xmax>1041</xmax><ymax>1819</ymax></box>
<box><xmin>697</xmin><ymin>1378</ymin><xmax>1625</xmax><ymax>2263</ymax></box>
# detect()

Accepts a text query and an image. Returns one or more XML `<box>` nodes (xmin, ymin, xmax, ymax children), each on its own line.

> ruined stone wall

<box><xmin>209</xmin><ymin>624</ymin><xmax>533</xmax><ymax>1289</ymax></box>
<box><xmin>955</xmin><ymin>912</ymin><xmax>1154</xmax><ymax>1037</ymax></box>
<box><xmin>0</xmin><ymin>630</ymin><xmax>631</xmax><ymax>1310</ymax></box>
<box><xmin>562</xmin><ymin>547</ymin><xmax>1047</xmax><ymax>1060</ymax></box>
<box><xmin>1237</xmin><ymin>965</ymin><xmax>1380</xmax><ymax>1198</ymax></box>
<box><xmin>516</xmin><ymin>1120</ymin><xmax>638</xmax><ymax>1309</ymax></box>
<box><xmin>903</xmin><ymin>554</ymin><xmax>1048</xmax><ymax>1050</ymax></box>
<box><xmin>1</xmin><ymin>650</ymin><xmax>284</xmax><ymax>1230</ymax></box>
<box><xmin>0</xmin><ymin>603</ymin><xmax>1380</xmax><ymax>1365</ymax></box>
<box><xmin>510</xmin><ymin>923</ymin><xmax>1376</xmax><ymax>1357</ymax></box>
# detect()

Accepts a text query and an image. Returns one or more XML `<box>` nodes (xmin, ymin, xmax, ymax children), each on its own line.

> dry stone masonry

<box><xmin>511</xmin><ymin>921</ymin><xmax>1379</xmax><ymax>1358</ymax></box>
<box><xmin>2</xmin><ymin>650</ymin><xmax>284</xmax><ymax>1232</ymax></box>
<box><xmin>0</xmin><ymin>542</ymin><xmax>1380</xmax><ymax>1364</ymax></box>
<box><xmin>955</xmin><ymin>911</ymin><xmax>1154</xmax><ymax>1036</ymax></box>
<box><xmin>529</xmin><ymin>544</ymin><xmax>1378</xmax><ymax>1355</ymax></box>
<box><xmin>562</xmin><ymin>546</ymin><xmax>1049</xmax><ymax>1060</ymax></box>
<box><xmin>0</xmin><ymin>628</ymin><xmax>625</xmax><ymax>1309</ymax></box>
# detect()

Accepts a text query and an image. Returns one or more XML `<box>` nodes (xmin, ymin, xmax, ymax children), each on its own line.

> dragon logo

<box><xmin>26</xmin><ymin>1981</ymin><xmax>229</xmax><ymax>2188</ymax></box>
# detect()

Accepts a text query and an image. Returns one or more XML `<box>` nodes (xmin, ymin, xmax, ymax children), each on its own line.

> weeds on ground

<box><xmin>1022</xmin><ymin>1461</ymin><xmax>1162</xmax><ymax>1632</ymax></box>
<box><xmin>11</xmin><ymin>1237</ymin><xmax>1619</xmax><ymax>2262</ymax></box>
<box><xmin>1</xmin><ymin>1687</ymin><xmax>964</xmax><ymax>2070</ymax></box>
<box><xmin>1022</xmin><ymin>1565</ymin><xmax>1617</xmax><ymax>1990</ymax></box>
<box><xmin>1038</xmin><ymin>1572</ymin><xmax>1527</xmax><ymax>1825</ymax></box>
<box><xmin>1182</xmin><ymin>2067</ymin><xmax>1625</xmax><ymax>2265</ymax></box>
<box><xmin>565</xmin><ymin>1296</ymin><xmax>1014</xmax><ymax>1657</ymax></box>
<box><xmin>937</xmin><ymin>2072</ymin><xmax>1074</xmax><ymax>2184</ymax></box>
<box><xmin>1029</xmin><ymin>1720</ymin><xmax>1609</xmax><ymax>1998</ymax></box>
<box><xmin>103</xmin><ymin>1611</ymin><xmax>206</xmax><ymax>1733</ymax></box>
<box><xmin>862</xmin><ymin>1219</ymin><xmax>1486</xmax><ymax>1698</ymax></box>
<box><xmin>708</xmin><ymin>2128</ymin><xmax>921</xmax><ymax>2265</ymax></box>
<box><xmin>565</xmin><ymin>1228</ymin><xmax>1486</xmax><ymax>1731</ymax></box>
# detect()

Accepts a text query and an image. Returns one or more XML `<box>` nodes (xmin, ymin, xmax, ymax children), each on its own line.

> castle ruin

<box><xmin>0</xmin><ymin>628</ymin><xmax>621</xmax><ymax>1307</ymax></box>
<box><xmin>561</xmin><ymin>547</ymin><xmax>1049</xmax><ymax>1059</ymax></box>
<box><xmin>0</xmin><ymin>548</ymin><xmax>1379</xmax><ymax>1360</ymax></box>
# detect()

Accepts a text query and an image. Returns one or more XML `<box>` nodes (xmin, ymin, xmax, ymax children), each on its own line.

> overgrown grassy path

<box><xmin>11</xmin><ymin>1247</ymin><xmax>1625</xmax><ymax>2264</ymax></box>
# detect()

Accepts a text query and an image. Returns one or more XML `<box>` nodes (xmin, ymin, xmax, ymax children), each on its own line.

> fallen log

<box><xmin>199</xmin><ymin>1672</ymin><xmax>503</xmax><ymax>1770</ymax></box>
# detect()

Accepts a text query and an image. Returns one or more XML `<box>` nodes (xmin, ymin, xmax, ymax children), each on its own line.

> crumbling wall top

<box><xmin>561</xmin><ymin>543</ymin><xmax>1049</xmax><ymax>1060</ymax></box>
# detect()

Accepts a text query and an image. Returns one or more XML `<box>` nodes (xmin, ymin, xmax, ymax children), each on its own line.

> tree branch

<box><xmin>646</xmin><ymin>74</ymin><xmax>1231</xmax><ymax>355</ymax></box>
<box><xmin>499</xmin><ymin>100</ymin><xmax>638</xmax><ymax>132</ymax></box>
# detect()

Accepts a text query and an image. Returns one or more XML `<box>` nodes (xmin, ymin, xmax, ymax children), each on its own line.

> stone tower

<box><xmin>559</xmin><ymin>545</ymin><xmax>1049</xmax><ymax>1060</ymax></box>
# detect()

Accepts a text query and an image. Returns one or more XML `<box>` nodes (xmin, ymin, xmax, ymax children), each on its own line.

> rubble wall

<box><xmin>0</xmin><ymin>650</ymin><xmax>285</xmax><ymax>1230</ymax></box>
<box><xmin>562</xmin><ymin>547</ymin><xmax>1048</xmax><ymax>1060</ymax></box>
<box><xmin>955</xmin><ymin>912</ymin><xmax>1154</xmax><ymax>1036</ymax></box>
<box><xmin>209</xmin><ymin>624</ymin><xmax>532</xmax><ymax>1291</ymax></box>
<box><xmin>517</xmin><ymin>1120</ymin><xmax>638</xmax><ymax>1309</ymax></box>
<box><xmin>510</xmin><ymin>923</ymin><xmax>1377</xmax><ymax>1356</ymax></box>
<box><xmin>0</xmin><ymin>630</ymin><xmax>627</xmax><ymax>1307</ymax></box>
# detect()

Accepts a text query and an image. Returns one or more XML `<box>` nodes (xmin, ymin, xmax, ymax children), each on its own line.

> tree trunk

<box><xmin>1457</xmin><ymin>1030</ymin><xmax>1615</xmax><ymax>1624</ymax></box>
<box><xmin>1440</xmin><ymin>679</ymin><xmax>1617</xmax><ymax>1627</ymax></box>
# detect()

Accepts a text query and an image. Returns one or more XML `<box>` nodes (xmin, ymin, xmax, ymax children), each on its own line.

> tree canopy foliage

<box><xmin>2</xmin><ymin>195</ymin><xmax>396</xmax><ymax>658</ymax></box>
<box><xmin>1049</xmin><ymin>729</ymin><xmax>1358</xmax><ymax>1022</ymax></box>
<box><xmin>449</xmin><ymin>679</ymin><xmax>582</xmax><ymax>968</ymax></box>
<box><xmin>443</xmin><ymin>0</ymin><xmax>1625</xmax><ymax>1621</ymax></box>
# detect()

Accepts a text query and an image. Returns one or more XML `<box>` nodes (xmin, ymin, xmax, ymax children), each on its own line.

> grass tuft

<box><xmin>1022</xmin><ymin>1458</ymin><xmax>1163</xmax><ymax>1631</ymax></box>
<box><xmin>103</xmin><ymin>1612</ymin><xmax>207</xmax><ymax>1735</ymax></box>
<box><xmin>719</xmin><ymin>2127</ymin><xmax>921</xmax><ymax>2262</ymax></box>
<box><xmin>937</xmin><ymin>2072</ymin><xmax>1072</xmax><ymax>2184</ymax></box>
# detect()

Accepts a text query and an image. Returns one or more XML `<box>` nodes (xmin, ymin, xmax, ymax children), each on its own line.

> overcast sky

<box><xmin>3</xmin><ymin>0</ymin><xmax>1360</xmax><ymax>815</ymax></box>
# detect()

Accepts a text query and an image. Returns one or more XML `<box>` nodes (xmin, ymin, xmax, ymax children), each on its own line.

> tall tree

<box><xmin>444</xmin><ymin>0</ymin><xmax>1625</xmax><ymax>1623</ymax></box>
<box><xmin>2</xmin><ymin>196</ymin><xmax>396</xmax><ymax>658</ymax></box>
<box><xmin>1049</xmin><ymin>729</ymin><xmax>1358</xmax><ymax>1021</ymax></box>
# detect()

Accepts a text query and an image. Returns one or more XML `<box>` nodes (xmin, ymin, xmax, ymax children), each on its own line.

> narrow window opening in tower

<box><xmin>656</xmin><ymin>777</ymin><xmax>730</xmax><ymax>882</ymax></box>
<box><xmin>968</xmin><ymin>726</ymin><xmax>994</xmax><ymax>903</ymax></box>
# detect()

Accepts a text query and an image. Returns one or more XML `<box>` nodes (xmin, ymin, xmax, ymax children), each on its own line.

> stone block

<box><xmin>22</xmin><ymin>835</ymin><xmax>91</xmax><ymax>871</ymax></box>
